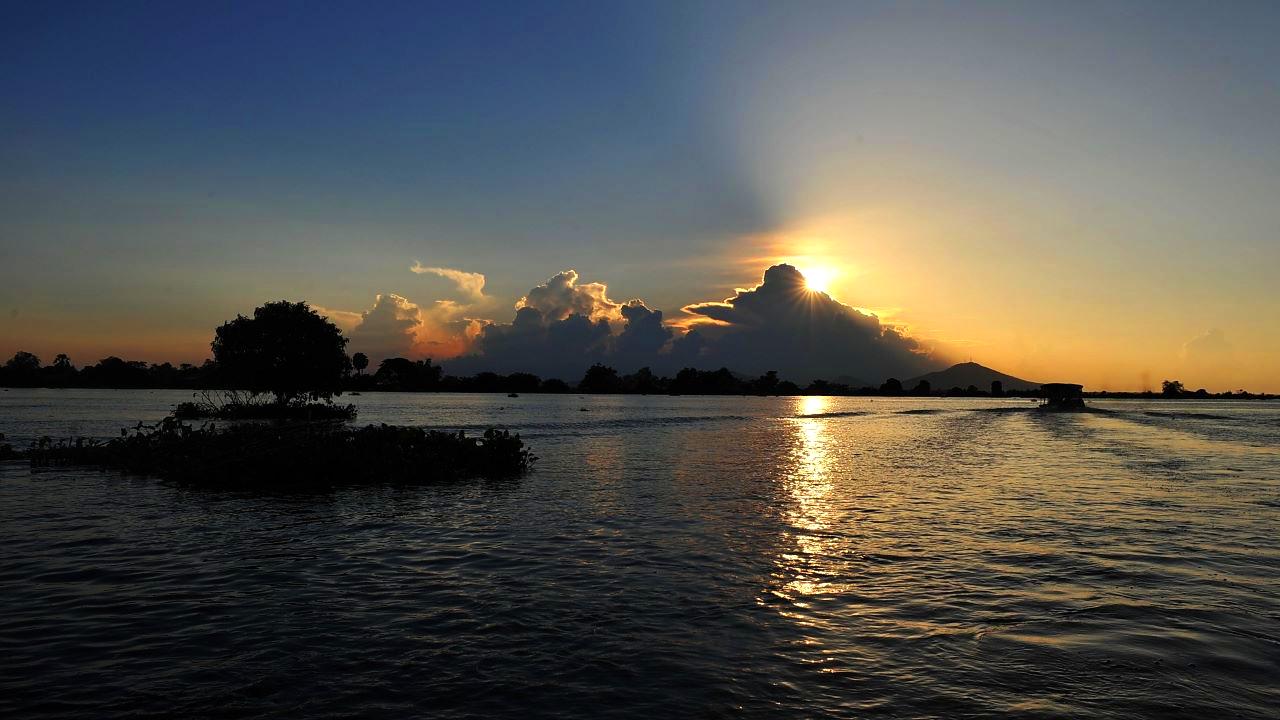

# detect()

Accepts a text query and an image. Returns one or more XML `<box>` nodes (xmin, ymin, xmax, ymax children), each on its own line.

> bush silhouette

<box><xmin>212</xmin><ymin>300</ymin><xmax>351</xmax><ymax>405</ymax></box>
<box><xmin>374</xmin><ymin>357</ymin><xmax>442</xmax><ymax>390</ymax></box>
<box><xmin>880</xmin><ymin>377</ymin><xmax>903</xmax><ymax>395</ymax></box>
<box><xmin>579</xmin><ymin>364</ymin><xmax>622</xmax><ymax>393</ymax></box>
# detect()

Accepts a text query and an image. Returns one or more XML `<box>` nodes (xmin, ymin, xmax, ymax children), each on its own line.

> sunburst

<box><xmin>802</xmin><ymin>266</ymin><xmax>837</xmax><ymax>293</ymax></box>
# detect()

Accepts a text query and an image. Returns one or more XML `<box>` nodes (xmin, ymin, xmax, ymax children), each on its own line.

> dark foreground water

<box><xmin>1</xmin><ymin>390</ymin><xmax>1278</xmax><ymax>718</ymax></box>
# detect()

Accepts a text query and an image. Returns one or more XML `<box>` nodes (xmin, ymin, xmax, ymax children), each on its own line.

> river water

<box><xmin>1</xmin><ymin>389</ymin><xmax>1278</xmax><ymax>718</ymax></box>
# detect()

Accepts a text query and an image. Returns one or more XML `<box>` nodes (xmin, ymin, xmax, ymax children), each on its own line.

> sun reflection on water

<box><xmin>772</xmin><ymin>395</ymin><xmax>848</xmax><ymax>601</ymax></box>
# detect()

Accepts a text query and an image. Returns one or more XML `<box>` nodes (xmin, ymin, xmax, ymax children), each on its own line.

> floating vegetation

<box><xmin>23</xmin><ymin>418</ymin><xmax>534</xmax><ymax>486</ymax></box>
<box><xmin>174</xmin><ymin>389</ymin><xmax>357</xmax><ymax>421</ymax></box>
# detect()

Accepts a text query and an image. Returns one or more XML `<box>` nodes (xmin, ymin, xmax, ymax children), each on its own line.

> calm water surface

<box><xmin>1</xmin><ymin>389</ymin><xmax>1278</xmax><ymax>718</ymax></box>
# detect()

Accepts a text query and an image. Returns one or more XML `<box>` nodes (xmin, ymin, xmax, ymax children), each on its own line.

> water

<box><xmin>2</xmin><ymin>389</ymin><xmax>1278</xmax><ymax>718</ymax></box>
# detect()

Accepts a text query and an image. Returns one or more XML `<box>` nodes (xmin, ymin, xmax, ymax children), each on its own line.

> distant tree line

<box><xmin>0</xmin><ymin>351</ymin><xmax>215</xmax><ymax>389</ymax></box>
<box><xmin>0</xmin><ymin>350</ymin><xmax>980</xmax><ymax>396</ymax></box>
<box><xmin>2</xmin><ymin>350</ymin><xmax>1269</xmax><ymax>400</ymax></box>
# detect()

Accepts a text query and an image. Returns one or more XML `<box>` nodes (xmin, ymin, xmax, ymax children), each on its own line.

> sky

<box><xmin>2</xmin><ymin>1</ymin><xmax>1278</xmax><ymax>390</ymax></box>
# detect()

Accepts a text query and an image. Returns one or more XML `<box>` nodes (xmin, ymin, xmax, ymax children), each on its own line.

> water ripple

<box><xmin>1</xmin><ymin>393</ymin><xmax>1278</xmax><ymax>718</ymax></box>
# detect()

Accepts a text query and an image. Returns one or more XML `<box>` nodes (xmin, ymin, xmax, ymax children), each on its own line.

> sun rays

<box><xmin>801</xmin><ymin>266</ymin><xmax>837</xmax><ymax>294</ymax></box>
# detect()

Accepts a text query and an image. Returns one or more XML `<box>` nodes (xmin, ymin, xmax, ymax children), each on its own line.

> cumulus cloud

<box><xmin>449</xmin><ymin>307</ymin><xmax>613</xmax><ymax>378</ymax></box>
<box><xmin>410</xmin><ymin>262</ymin><xmax>487</xmax><ymax>300</ymax></box>
<box><xmin>347</xmin><ymin>293</ymin><xmax>427</xmax><ymax>361</ymax></box>
<box><xmin>676</xmin><ymin>264</ymin><xmax>936</xmax><ymax>383</ymax></box>
<box><xmin>327</xmin><ymin>263</ymin><xmax>938</xmax><ymax>383</ymax></box>
<box><xmin>516</xmin><ymin>269</ymin><xmax>622</xmax><ymax>323</ymax></box>
<box><xmin>332</xmin><ymin>293</ymin><xmax>483</xmax><ymax>365</ymax></box>
<box><xmin>445</xmin><ymin>271</ymin><xmax>675</xmax><ymax>378</ymax></box>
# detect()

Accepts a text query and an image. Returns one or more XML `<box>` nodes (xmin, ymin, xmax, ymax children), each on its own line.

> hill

<box><xmin>905</xmin><ymin>362</ymin><xmax>1040</xmax><ymax>392</ymax></box>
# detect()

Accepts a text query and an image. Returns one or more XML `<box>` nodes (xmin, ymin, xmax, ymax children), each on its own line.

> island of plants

<box><xmin>24</xmin><ymin>418</ymin><xmax>533</xmax><ymax>486</ymax></box>
<box><xmin>7</xmin><ymin>301</ymin><xmax>535</xmax><ymax>485</ymax></box>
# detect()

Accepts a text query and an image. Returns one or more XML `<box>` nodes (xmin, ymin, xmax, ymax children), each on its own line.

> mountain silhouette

<box><xmin>905</xmin><ymin>362</ymin><xmax>1039</xmax><ymax>392</ymax></box>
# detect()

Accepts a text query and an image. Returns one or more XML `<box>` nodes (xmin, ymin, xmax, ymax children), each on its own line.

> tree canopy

<box><xmin>211</xmin><ymin>300</ymin><xmax>351</xmax><ymax>405</ymax></box>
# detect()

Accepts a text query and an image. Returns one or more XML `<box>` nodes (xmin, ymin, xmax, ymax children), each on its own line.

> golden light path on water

<box><xmin>769</xmin><ymin>395</ymin><xmax>851</xmax><ymax>614</ymax></box>
<box><xmin>783</xmin><ymin>396</ymin><xmax>834</xmax><ymax>597</ymax></box>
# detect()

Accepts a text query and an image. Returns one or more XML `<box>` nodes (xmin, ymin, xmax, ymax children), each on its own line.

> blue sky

<box><xmin>3</xmin><ymin>1</ymin><xmax>1279</xmax><ymax>389</ymax></box>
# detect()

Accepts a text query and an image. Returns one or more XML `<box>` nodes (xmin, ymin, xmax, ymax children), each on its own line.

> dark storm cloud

<box><xmin>677</xmin><ymin>264</ymin><xmax>936</xmax><ymax>383</ymax></box>
<box><xmin>456</xmin><ymin>307</ymin><xmax>614</xmax><ymax>379</ymax></box>
<box><xmin>445</xmin><ymin>271</ymin><xmax>678</xmax><ymax>379</ymax></box>
<box><xmin>443</xmin><ymin>264</ymin><xmax>938</xmax><ymax>383</ymax></box>
<box><xmin>616</xmin><ymin>300</ymin><xmax>673</xmax><ymax>360</ymax></box>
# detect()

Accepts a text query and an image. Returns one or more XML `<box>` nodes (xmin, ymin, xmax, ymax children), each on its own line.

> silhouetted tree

<box><xmin>540</xmin><ymin>378</ymin><xmax>571</xmax><ymax>393</ymax></box>
<box><xmin>471</xmin><ymin>372</ymin><xmax>505</xmax><ymax>392</ymax></box>
<box><xmin>624</xmin><ymin>367</ymin><xmax>660</xmax><ymax>394</ymax></box>
<box><xmin>42</xmin><ymin>353</ymin><xmax>79</xmax><ymax>387</ymax></box>
<box><xmin>81</xmin><ymin>357</ymin><xmax>151</xmax><ymax>388</ymax></box>
<box><xmin>579</xmin><ymin>364</ymin><xmax>622</xmax><ymax>393</ymax></box>
<box><xmin>1</xmin><ymin>351</ymin><xmax>43</xmax><ymax>387</ymax></box>
<box><xmin>506</xmin><ymin>372</ymin><xmax>542</xmax><ymax>393</ymax></box>
<box><xmin>806</xmin><ymin>379</ymin><xmax>833</xmax><ymax>395</ymax></box>
<box><xmin>880</xmin><ymin>377</ymin><xmax>903</xmax><ymax>395</ymax></box>
<box><xmin>1161</xmin><ymin>379</ymin><xmax>1185</xmax><ymax>397</ymax></box>
<box><xmin>374</xmin><ymin>357</ymin><xmax>442</xmax><ymax>391</ymax></box>
<box><xmin>212</xmin><ymin>301</ymin><xmax>351</xmax><ymax>405</ymax></box>
<box><xmin>752</xmin><ymin>370</ymin><xmax>780</xmax><ymax>395</ymax></box>
<box><xmin>352</xmin><ymin>352</ymin><xmax>369</xmax><ymax>376</ymax></box>
<box><xmin>911</xmin><ymin>379</ymin><xmax>931</xmax><ymax>395</ymax></box>
<box><xmin>991</xmin><ymin>380</ymin><xmax>1004</xmax><ymax>397</ymax></box>
<box><xmin>5</xmin><ymin>351</ymin><xmax>41</xmax><ymax>372</ymax></box>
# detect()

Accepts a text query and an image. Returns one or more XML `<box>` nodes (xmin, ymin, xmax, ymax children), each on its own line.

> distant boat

<box><xmin>507</xmin><ymin>392</ymin><xmax>519</xmax><ymax>398</ymax></box>
<box><xmin>1039</xmin><ymin>383</ymin><xmax>1086</xmax><ymax>411</ymax></box>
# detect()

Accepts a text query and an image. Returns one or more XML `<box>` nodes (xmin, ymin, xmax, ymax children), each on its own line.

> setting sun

<box><xmin>802</xmin><ymin>266</ymin><xmax>837</xmax><ymax>293</ymax></box>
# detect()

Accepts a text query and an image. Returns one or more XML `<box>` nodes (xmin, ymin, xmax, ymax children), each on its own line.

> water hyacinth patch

<box><xmin>23</xmin><ymin>418</ymin><xmax>535</xmax><ymax>486</ymax></box>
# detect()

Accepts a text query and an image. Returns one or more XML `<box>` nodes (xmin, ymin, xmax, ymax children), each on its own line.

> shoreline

<box><xmin>1</xmin><ymin>385</ymin><xmax>1274</xmax><ymax>400</ymax></box>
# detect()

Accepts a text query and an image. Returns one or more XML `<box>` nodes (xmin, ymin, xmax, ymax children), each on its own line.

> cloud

<box><xmin>347</xmin><ymin>293</ymin><xmax>426</xmax><ymax>361</ymax></box>
<box><xmin>328</xmin><ymin>263</ymin><xmax>938</xmax><ymax>384</ymax></box>
<box><xmin>1179</xmin><ymin>328</ymin><xmax>1237</xmax><ymax>389</ymax></box>
<box><xmin>616</xmin><ymin>300</ymin><xmax>673</xmax><ymax>359</ymax></box>
<box><xmin>311</xmin><ymin>305</ymin><xmax>363</xmax><ymax>333</ymax></box>
<box><xmin>333</xmin><ymin>293</ymin><xmax>483</xmax><ymax>364</ymax></box>
<box><xmin>410</xmin><ymin>262</ymin><xmax>487</xmax><ymax>300</ymax></box>
<box><xmin>319</xmin><ymin>263</ymin><xmax>497</xmax><ymax>365</ymax></box>
<box><xmin>1182</xmin><ymin>327</ymin><xmax>1233</xmax><ymax>360</ymax></box>
<box><xmin>677</xmin><ymin>263</ymin><xmax>936</xmax><ymax>383</ymax></box>
<box><xmin>445</xmin><ymin>271</ymin><xmax>674</xmax><ymax>378</ymax></box>
<box><xmin>450</xmin><ymin>307</ymin><xmax>612</xmax><ymax>378</ymax></box>
<box><xmin>515</xmin><ymin>269</ymin><xmax>621</xmax><ymax>323</ymax></box>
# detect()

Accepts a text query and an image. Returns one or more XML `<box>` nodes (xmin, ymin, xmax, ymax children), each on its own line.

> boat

<box><xmin>1039</xmin><ymin>383</ymin><xmax>1086</xmax><ymax>411</ymax></box>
